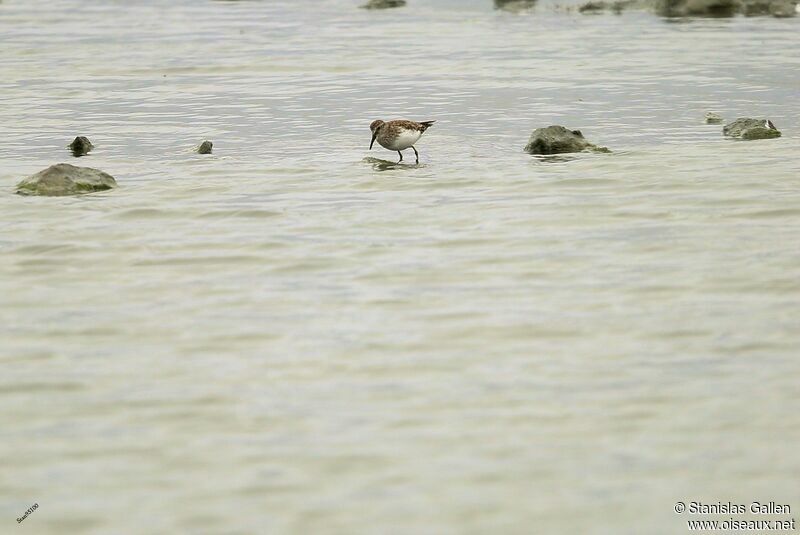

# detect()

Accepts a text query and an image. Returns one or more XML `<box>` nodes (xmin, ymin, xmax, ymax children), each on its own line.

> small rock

<box><xmin>360</xmin><ymin>0</ymin><xmax>406</xmax><ymax>9</ymax></box>
<box><xmin>68</xmin><ymin>136</ymin><xmax>94</xmax><ymax>157</ymax></box>
<box><xmin>704</xmin><ymin>112</ymin><xmax>723</xmax><ymax>124</ymax></box>
<box><xmin>16</xmin><ymin>163</ymin><xmax>117</xmax><ymax>197</ymax></box>
<box><xmin>196</xmin><ymin>140</ymin><xmax>213</xmax><ymax>154</ymax></box>
<box><xmin>579</xmin><ymin>1</ymin><xmax>608</xmax><ymax>11</ymax></box>
<box><xmin>495</xmin><ymin>0</ymin><xmax>538</xmax><ymax>9</ymax></box>
<box><xmin>723</xmin><ymin>117</ymin><xmax>781</xmax><ymax>139</ymax></box>
<box><xmin>524</xmin><ymin>125</ymin><xmax>609</xmax><ymax>155</ymax></box>
<box><xmin>578</xmin><ymin>0</ymin><xmax>637</xmax><ymax>12</ymax></box>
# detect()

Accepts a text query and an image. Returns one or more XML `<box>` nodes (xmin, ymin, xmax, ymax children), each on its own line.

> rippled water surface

<box><xmin>2</xmin><ymin>1</ymin><xmax>800</xmax><ymax>533</ymax></box>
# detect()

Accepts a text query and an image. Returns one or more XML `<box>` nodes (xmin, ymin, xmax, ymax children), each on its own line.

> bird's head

<box><xmin>369</xmin><ymin>120</ymin><xmax>384</xmax><ymax>149</ymax></box>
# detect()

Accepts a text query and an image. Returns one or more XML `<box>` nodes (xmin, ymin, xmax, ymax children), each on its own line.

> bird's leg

<box><xmin>412</xmin><ymin>146</ymin><xmax>419</xmax><ymax>164</ymax></box>
<box><xmin>397</xmin><ymin>150</ymin><xmax>403</xmax><ymax>163</ymax></box>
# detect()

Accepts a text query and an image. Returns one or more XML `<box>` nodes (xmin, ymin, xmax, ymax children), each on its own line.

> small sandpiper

<box><xmin>369</xmin><ymin>119</ymin><xmax>435</xmax><ymax>163</ymax></box>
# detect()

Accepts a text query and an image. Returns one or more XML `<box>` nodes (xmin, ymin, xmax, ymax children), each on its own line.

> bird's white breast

<box><xmin>385</xmin><ymin>128</ymin><xmax>422</xmax><ymax>151</ymax></box>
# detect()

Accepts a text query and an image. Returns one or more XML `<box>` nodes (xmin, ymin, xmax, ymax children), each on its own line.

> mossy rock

<box><xmin>495</xmin><ymin>0</ymin><xmax>538</xmax><ymax>10</ymax></box>
<box><xmin>524</xmin><ymin>125</ymin><xmax>610</xmax><ymax>155</ymax></box>
<box><xmin>196</xmin><ymin>140</ymin><xmax>213</xmax><ymax>154</ymax></box>
<box><xmin>68</xmin><ymin>136</ymin><xmax>94</xmax><ymax>157</ymax></box>
<box><xmin>361</xmin><ymin>0</ymin><xmax>406</xmax><ymax>9</ymax></box>
<box><xmin>741</xmin><ymin>127</ymin><xmax>781</xmax><ymax>140</ymax></box>
<box><xmin>723</xmin><ymin>117</ymin><xmax>781</xmax><ymax>139</ymax></box>
<box><xmin>16</xmin><ymin>163</ymin><xmax>117</xmax><ymax>196</ymax></box>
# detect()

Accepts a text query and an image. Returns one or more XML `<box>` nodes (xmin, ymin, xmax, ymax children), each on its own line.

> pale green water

<box><xmin>1</xmin><ymin>1</ymin><xmax>799</xmax><ymax>533</ymax></box>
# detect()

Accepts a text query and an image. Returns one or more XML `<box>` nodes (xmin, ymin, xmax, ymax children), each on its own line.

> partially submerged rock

<box><xmin>704</xmin><ymin>112</ymin><xmax>723</xmax><ymax>124</ymax></box>
<box><xmin>656</xmin><ymin>0</ymin><xmax>737</xmax><ymax>16</ymax></box>
<box><xmin>740</xmin><ymin>0</ymin><xmax>796</xmax><ymax>15</ymax></box>
<box><xmin>579</xmin><ymin>0</ymin><xmax>638</xmax><ymax>12</ymax></box>
<box><xmin>655</xmin><ymin>0</ymin><xmax>796</xmax><ymax>15</ymax></box>
<box><xmin>360</xmin><ymin>0</ymin><xmax>406</xmax><ymax>9</ymax></box>
<box><xmin>196</xmin><ymin>140</ymin><xmax>213</xmax><ymax>154</ymax></box>
<box><xmin>767</xmin><ymin>0</ymin><xmax>798</xmax><ymax>16</ymax></box>
<box><xmin>16</xmin><ymin>163</ymin><xmax>117</xmax><ymax>196</ymax></box>
<box><xmin>723</xmin><ymin>118</ymin><xmax>781</xmax><ymax>140</ymax></box>
<box><xmin>495</xmin><ymin>0</ymin><xmax>538</xmax><ymax>10</ymax></box>
<box><xmin>68</xmin><ymin>136</ymin><xmax>93</xmax><ymax>157</ymax></box>
<box><xmin>524</xmin><ymin>125</ymin><xmax>610</xmax><ymax>155</ymax></box>
<box><xmin>740</xmin><ymin>126</ymin><xmax>782</xmax><ymax>140</ymax></box>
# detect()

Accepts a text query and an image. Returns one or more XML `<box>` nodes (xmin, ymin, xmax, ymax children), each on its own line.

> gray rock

<box><xmin>196</xmin><ymin>140</ymin><xmax>213</xmax><ymax>154</ymax></box>
<box><xmin>705</xmin><ymin>112</ymin><xmax>723</xmax><ymax>124</ymax></box>
<box><xmin>361</xmin><ymin>0</ymin><xmax>406</xmax><ymax>9</ymax></box>
<box><xmin>723</xmin><ymin>118</ymin><xmax>781</xmax><ymax>139</ymax></box>
<box><xmin>524</xmin><ymin>125</ymin><xmax>609</xmax><ymax>155</ymax></box>
<box><xmin>68</xmin><ymin>136</ymin><xmax>94</xmax><ymax>157</ymax></box>
<box><xmin>16</xmin><ymin>163</ymin><xmax>117</xmax><ymax>197</ymax></box>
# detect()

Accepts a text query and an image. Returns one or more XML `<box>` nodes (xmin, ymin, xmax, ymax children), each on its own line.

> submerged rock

<box><xmin>360</xmin><ymin>0</ymin><xmax>406</xmax><ymax>9</ymax></box>
<box><xmin>68</xmin><ymin>136</ymin><xmax>94</xmax><ymax>157</ymax></box>
<box><xmin>196</xmin><ymin>140</ymin><xmax>213</xmax><ymax>154</ymax></box>
<box><xmin>723</xmin><ymin>118</ymin><xmax>781</xmax><ymax>140</ymax></box>
<box><xmin>16</xmin><ymin>163</ymin><xmax>117</xmax><ymax>196</ymax></box>
<box><xmin>704</xmin><ymin>112</ymin><xmax>723</xmax><ymax>124</ymax></box>
<box><xmin>524</xmin><ymin>125</ymin><xmax>610</xmax><ymax>155</ymax></box>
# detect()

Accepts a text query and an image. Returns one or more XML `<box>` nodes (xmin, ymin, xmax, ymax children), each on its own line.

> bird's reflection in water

<box><xmin>362</xmin><ymin>157</ymin><xmax>423</xmax><ymax>171</ymax></box>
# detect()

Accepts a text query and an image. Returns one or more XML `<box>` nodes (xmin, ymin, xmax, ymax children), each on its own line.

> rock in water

<box><xmin>768</xmin><ymin>0</ymin><xmax>796</xmax><ymax>16</ymax></box>
<box><xmin>196</xmin><ymin>140</ymin><xmax>213</xmax><ymax>154</ymax></box>
<box><xmin>16</xmin><ymin>163</ymin><xmax>117</xmax><ymax>196</ymax></box>
<box><xmin>495</xmin><ymin>0</ymin><xmax>538</xmax><ymax>10</ymax></box>
<box><xmin>68</xmin><ymin>136</ymin><xmax>94</xmax><ymax>156</ymax></box>
<box><xmin>361</xmin><ymin>0</ymin><xmax>406</xmax><ymax>8</ymax></box>
<box><xmin>723</xmin><ymin>118</ymin><xmax>781</xmax><ymax>139</ymax></box>
<box><xmin>740</xmin><ymin>0</ymin><xmax>797</xmax><ymax>15</ymax></box>
<box><xmin>656</xmin><ymin>0</ymin><xmax>795</xmax><ymax>16</ymax></box>
<box><xmin>578</xmin><ymin>0</ymin><xmax>638</xmax><ymax>12</ymax></box>
<box><xmin>656</xmin><ymin>0</ymin><xmax>736</xmax><ymax>16</ymax></box>
<box><xmin>740</xmin><ymin>126</ymin><xmax>782</xmax><ymax>140</ymax></box>
<box><xmin>524</xmin><ymin>125</ymin><xmax>610</xmax><ymax>155</ymax></box>
<box><xmin>704</xmin><ymin>112</ymin><xmax>723</xmax><ymax>124</ymax></box>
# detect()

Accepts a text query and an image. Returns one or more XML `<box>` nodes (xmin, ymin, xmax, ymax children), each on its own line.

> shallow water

<box><xmin>1</xmin><ymin>1</ymin><xmax>800</xmax><ymax>533</ymax></box>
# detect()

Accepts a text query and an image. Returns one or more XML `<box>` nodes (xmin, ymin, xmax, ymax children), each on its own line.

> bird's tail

<box><xmin>420</xmin><ymin>120</ymin><xmax>436</xmax><ymax>131</ymax></box>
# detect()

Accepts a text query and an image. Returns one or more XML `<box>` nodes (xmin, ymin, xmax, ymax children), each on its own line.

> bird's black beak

<box><xmin>370</xmin><ymin>132</ymin><xmax>376</xmax><ymax>150</ymax></box>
